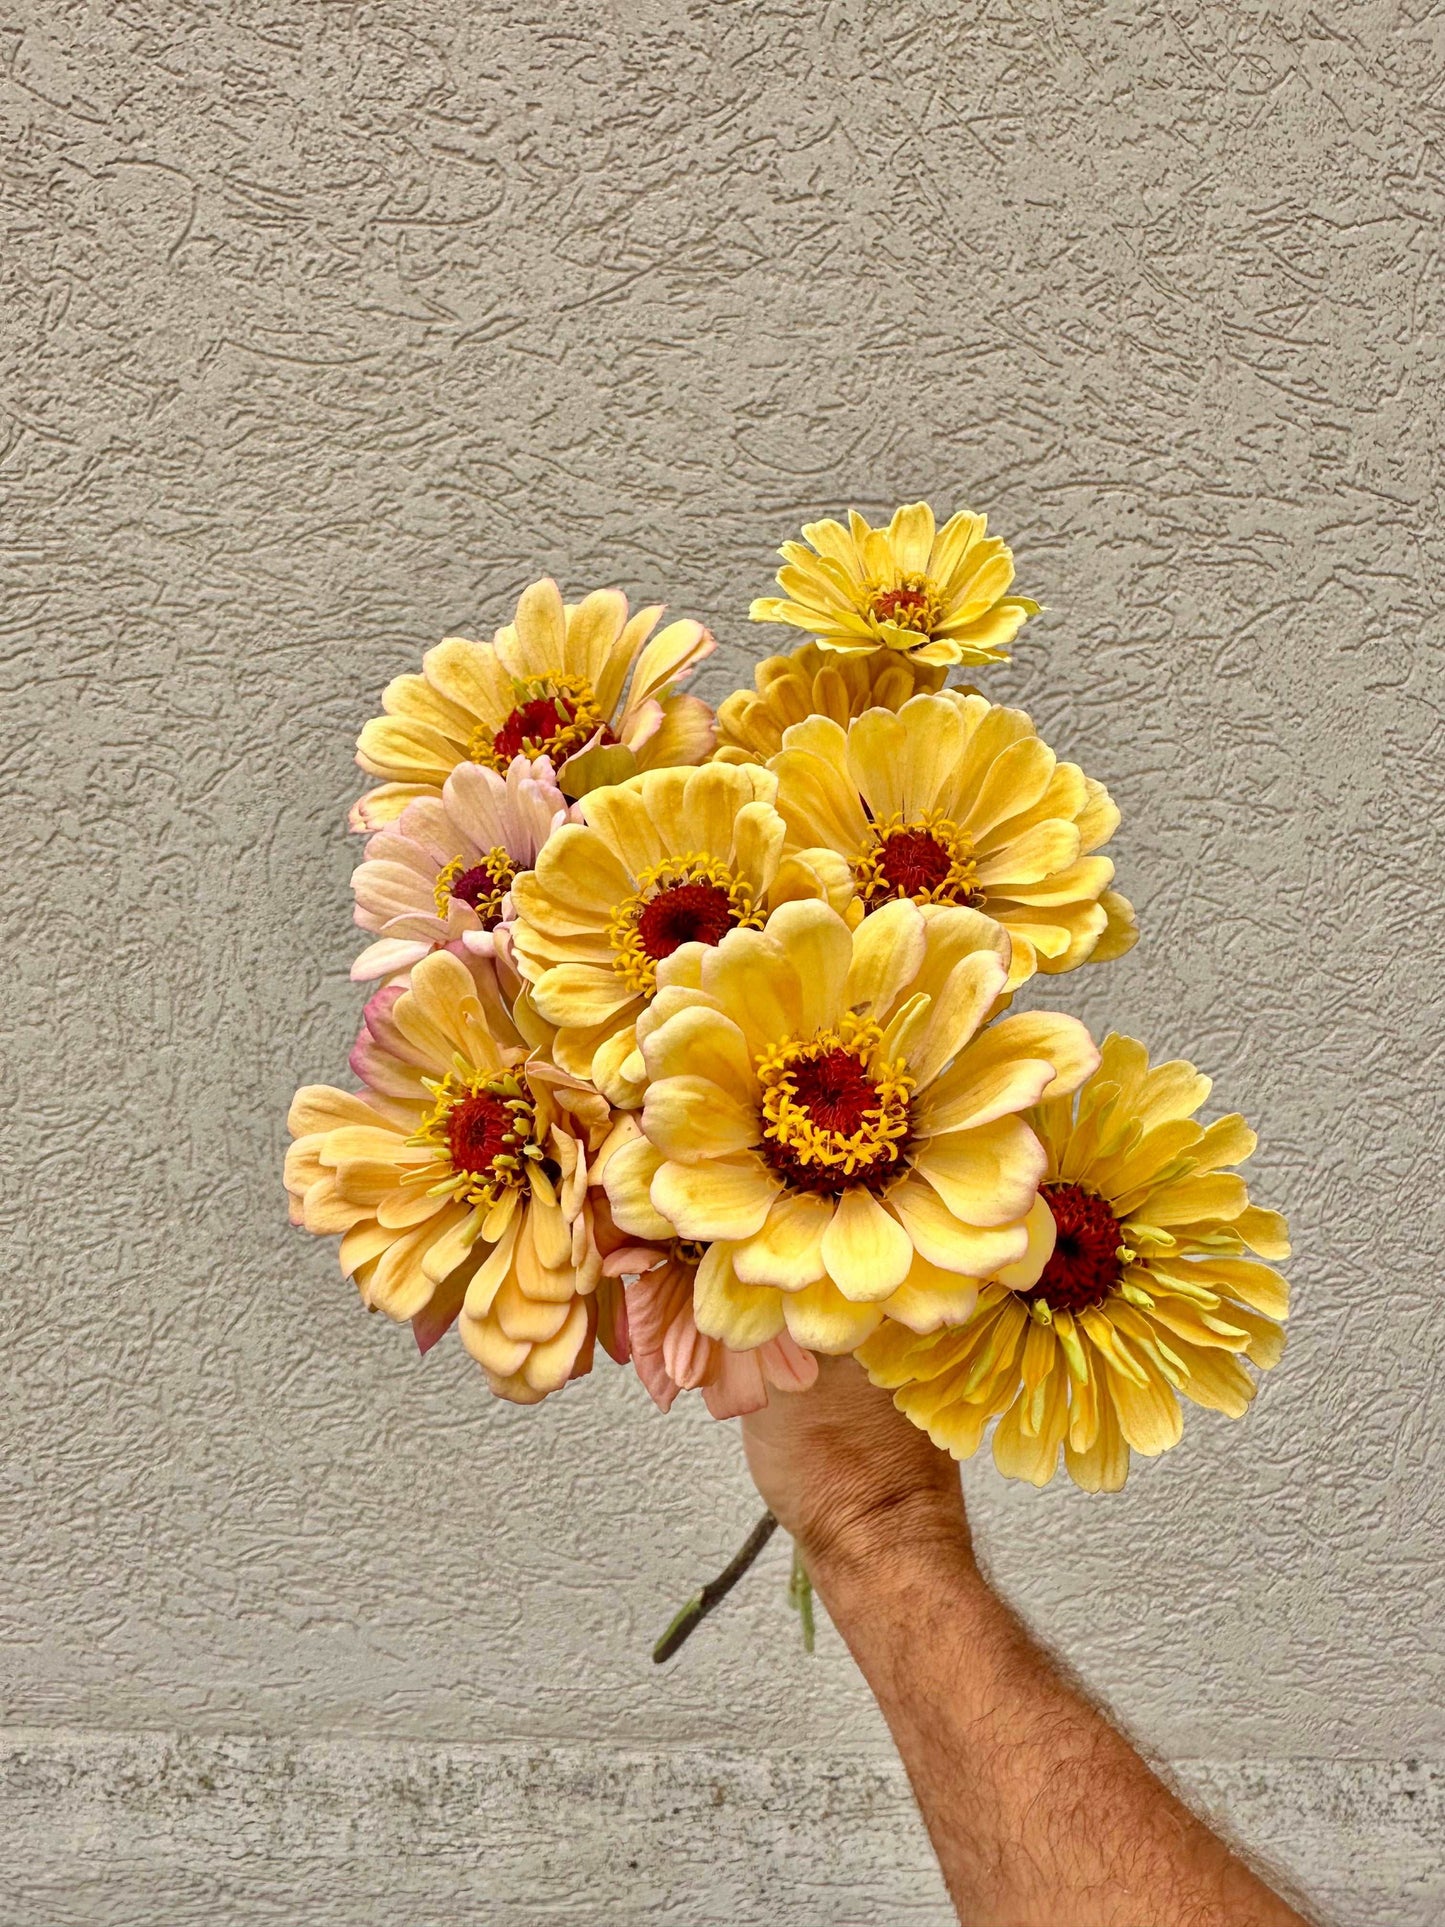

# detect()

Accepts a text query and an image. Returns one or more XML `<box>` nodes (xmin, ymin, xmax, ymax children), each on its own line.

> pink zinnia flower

<box><xmin>600</xmin><ymin>1238</ymin><xmax>818</xmax><ymax>1421</ymax></box>
<box><xmin>350</xmin><ymin>756</ymin><xmax>567</xmax><ymax>983</ymax></box>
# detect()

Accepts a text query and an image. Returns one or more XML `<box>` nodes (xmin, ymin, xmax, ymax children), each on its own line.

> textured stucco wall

<box><xmin>2</xmin><ymin>2</ymin><xmax>1441</xmax><ymax>1921</ymax></box>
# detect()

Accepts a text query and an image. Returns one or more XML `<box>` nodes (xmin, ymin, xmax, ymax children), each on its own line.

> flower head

<box><xmin>350</xmin><ymin>755</ymin><xmax>567</xmax><ymax>982</ymax></box>
<box><xmin>284</xmin><ymin>949</ymin><xmax>629</xmax><ymax>1404</ymax></box>
<box><xmin>771</xmin><ymin>692</ymin><xmax>1137</xmax><ymax>986</ymax></box>
<box><xmin>603</xmin><ymin>898</ymin><xmax>1099</xmax><ymax>1356</ymax></box>
<box><xmin>510</xmin><ymin>762</ymin><xmax>849</xmax><ymax>1108</ymax></box>
<box><xmin>714</xmin><ymin>641</ymin><xmax>947</xmax><ymax>767</ymax></box>
<box><xmin>858</xmin><ymin>1034</ymin><xmax>1291</xmax><ymax>1489</ymax></box>
<box><xmin>750</xmin><ymin>503</ymin><xmax>1038</xmax><ymax>668</ymax></box>
<box><xmin>352</xmin><ymin>576</ymin><xmax>716</xmax><ymax>828</ymax></box>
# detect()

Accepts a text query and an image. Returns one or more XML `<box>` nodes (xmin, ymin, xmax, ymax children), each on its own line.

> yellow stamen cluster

<box><xmin>432</xmin><ymin>848</ymin><xmax>518</xmax><ymax>921</ymax></box>
<box><xmin>406</xmin><ymin>1064</ymin><xmax>544</xmax><ymax>1208</ymax></box>
<box><xmin>852</xmin><ymin>808</ymin><xmax>982</xmax><ymax>913</ymax></box>
<box><xmin>756</xmin><ymin>1016</ymin><xmax>914</xmax><ymax>1189</ymax></box>
<box><xmin>605</xmin><ymin>854</ymin><xmax>764</xmax><ymax>996</ymax></box>
<box><xmin>466</xmin><ymin>674</ymin><xmax>610</xmax><ymax>771</ymax></box>
<box><xmin>869</xmin><ymin>572</ymin><xmax>942</xmax><ymax>636</ymax></box>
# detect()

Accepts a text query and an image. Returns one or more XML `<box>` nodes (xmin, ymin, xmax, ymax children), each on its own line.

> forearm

<box><xmin>811</xmin><ymin>1528</ymin><xmax>1310</xmax><ymax>1927</ymax></box>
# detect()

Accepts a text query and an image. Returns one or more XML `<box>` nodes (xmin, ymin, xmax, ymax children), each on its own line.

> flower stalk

<box><xmin>652</xmin><ymin>1511</ymin><xmax>779</xmax><ymax>1664</ymax></box>
<box><xmin>788</xmin><ymin>1542</ymin><xmax>816</xmax><ymax>1655</ymax></box>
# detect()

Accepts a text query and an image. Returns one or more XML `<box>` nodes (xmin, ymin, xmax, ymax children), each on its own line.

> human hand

<box><xmin>740</xmin><ymin>1355</ymin><xmax>976</xmax><ymax>1590</ymax></box>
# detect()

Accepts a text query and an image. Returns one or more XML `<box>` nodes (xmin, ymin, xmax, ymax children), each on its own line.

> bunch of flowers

<box><xmin>288</xmin><ymin>501</ymin><xmax>1290</xmax><ymax>1609</ymax></box>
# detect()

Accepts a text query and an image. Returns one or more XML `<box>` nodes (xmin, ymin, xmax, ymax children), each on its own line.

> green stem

<box><xmin>652</xmin><ymin>1511</ymin><xmax>779</xmax><ymax>1664</ymax></box>
<box><xmin>788</xmin><ymin>1541</ymin><xmax>816</xmax><ymax>1655</ymax></box>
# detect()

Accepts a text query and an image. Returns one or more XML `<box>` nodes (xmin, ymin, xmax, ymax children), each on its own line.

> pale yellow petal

<box><xmin>913</xmin><ymin>1116</ymin><xmax>1045</xmax><ymax>1227</ymax></box>
<box><xmin>888</xmin><ymin>1176</ymin><xmax>1030</xmax><ymax>1275</ymax></box>
<box><xmin>843</xmin><ymin>897</ymin><xmax>927</xmax><ymax>1019</ymax></box>
<box><xmin>601</xmin><ymin>1133</ymin><xmax>673</xmax><ymax>1240</ymax></box>
<box><xmin>731</xmin><ymin>1191</ymin><xmax>834</xmax><ymax>1289</ymax></box>
<box><xmin>820</xmin><ymin>1187</ymin><xmax>915</xmax><ymax>1300</ymax></box>
<box><xmin>781</xmin><ymin>1279</ymin><xmax>884</xmax><ymax>1353</ymax></box>
<box><xmin>692</xmin><ymin>1241</ymin><xmax>787</xmax><ymax>1348</ymax></box>
<box><xmin>641</xmin><ymin>1074</ymin><xmax>759</xmax><ymax>1162</ymax></box>
<box><xmin>650</xmin><ymin>1153</ymin><xmax>782</xmax><ymax>1241</ymax></box>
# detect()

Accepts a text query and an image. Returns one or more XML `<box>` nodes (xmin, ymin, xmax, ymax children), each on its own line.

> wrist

<box><xmin>798</xmin><ymin>1489</ymin><xmax>985</xmax><ymax>1618</ymax></box>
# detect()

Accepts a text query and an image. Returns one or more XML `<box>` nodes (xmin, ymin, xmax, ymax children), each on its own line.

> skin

<box><xmin>742</xmin><ymin>1357</ymin><xmax>1314</xmax><ymax>1927</ymax></box>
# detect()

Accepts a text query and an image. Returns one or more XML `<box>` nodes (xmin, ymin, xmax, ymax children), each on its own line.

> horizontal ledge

<box><xmin>2</xmin><ymin>1730</ymin><xmax>1441</xmax><ymax>1925</ymax></box>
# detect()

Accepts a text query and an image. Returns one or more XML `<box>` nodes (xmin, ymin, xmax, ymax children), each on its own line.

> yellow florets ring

<box><xmin>467</xmin><ymin>674</ymin><xmax>615</xmax><ymax>772</ymax></box>
<box><xmin>606</xmin><ymin>854</ymin><xmax>763</xmax><ymax>997</ymax></box>
<box><xmin>433</xmin><ymin>847</ymin><xmax>519</xmax><ymax>924</ymax></box>
<box><xmin>756</xmin><ymin>1015</ymin><xmax>914</xmax><ymax>1196</ymax></box>
<box><xmin>406</xmin><ymin>1064</ymin><xmax>543</xmax><ymax>1208</ymax></box>
<box><xmin>867</xmin><ymin>571</ymin><xmax>942</xmax><ymax>638</ymax></box>
<box><xmin>853</xmin><ymin>807</ymin><xmax>982</xmax><ymax>913</ymax></box>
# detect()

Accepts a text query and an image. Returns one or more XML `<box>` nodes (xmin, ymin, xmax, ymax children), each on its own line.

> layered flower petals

<box><xmin>511</xmin><ymin>762</ymin><xmax>810</xmax><ymax>1105</ymax></box>
<box><xmin>714</xmin><ymin>641</ymin><xmax>948</xmax><ymax>765</ymax></box>
<box><xmin>859</xmin><ymin>1034</ymin><xmax>1290</xmax><ymax>1489</ymax></box>
<box><xmin>630</xmin><ymin>900</ymin><xmax>1099</xmax><ymax>1350</ymax></box>
<box><xmin>618</xmin><ymin>1244</ymin><xmax>819</xmax><ymax>1419</ymax></box>
<box><xmin>352</xmin><ymin>577</ymin><xmax>716</xmax><ymax>827</ymax></box>
<box><xmin>749</xmin><ymin>503</ymin><xmax>1038</xmax><ymax>669</ymax></box>
<box><xmin>284</xmin><ymin>950</ymin><xmax>623</xmax><ymax>1405</ymax></box>
<box><xmin>350</xmin><ymin>756</ymin><xmax>566</xmax><ymax>981</ymax></box>
<box><xmin>770</xmin><ymin>693</ymin><xmax>1136</xmax><ymax>987</ymax></box>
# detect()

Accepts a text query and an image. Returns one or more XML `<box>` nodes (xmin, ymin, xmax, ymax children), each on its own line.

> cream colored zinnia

<box><xmin>284</xmin><ymin>949</ymin><xmax>630</xmax><ymax>1404</ymax></box>
<box><xmin>858</xmin><ymin>1034</ymin><xmax>1291</xmax><ymax>1490</ymax></box>
<box><xmin>352</xmin><ymin>576</ymin><xmax>716</xmax><ymax>828</ymax></box>
<box><xmin>770</xmin><ymin>692</ymin><xmax>1137</xmax><ymax>988</ymax></box>
<box><xmin>510</xmin><ymin>761</ymin><xmax>850</xmax><ymax>1108</ymax></box>
<box><xmin>713</xmin><ymin>641</ymin><xmax>947</xmax><ymax>767</ymax></box>
<box><xmin>603</xmin><ymin>898</ymin><xmax>1099</xmax><ymax>1355</ymax></box>
<box><xmin>750</xmin><ymin>502</ymin><xmax>1038</xmax><ymax>668</ymax></box>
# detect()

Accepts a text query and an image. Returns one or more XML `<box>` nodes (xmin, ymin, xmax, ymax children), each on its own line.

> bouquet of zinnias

<box><xmin>286</xmin><ymin>504</ymin><xmax>1291</xmax><ymax>1620</ymax></box>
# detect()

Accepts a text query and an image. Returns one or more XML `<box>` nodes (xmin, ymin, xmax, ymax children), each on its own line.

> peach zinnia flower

<box><xmin>352</xmin><ymin>576</ymin><xmax>716</xmax><ymax>827</ymax></box>
<box><xmin>608</xmin><ymin>1243</ymin><xmax>818</xmax><ymax>1419</ymax></box>
<box><xmin>593</xmin><ymin>1125</ymin><xmax>817</xmax><ymax>1420</ymax></box>
<box><xmin>284</xmin><ymin>950</ymin><xmax>630</xmax><ymax>1404</ymax></box>
<box><xmin>350</xmin><ymin>756</ymin><xmax>567</xmax><ymax>982</ymax></box>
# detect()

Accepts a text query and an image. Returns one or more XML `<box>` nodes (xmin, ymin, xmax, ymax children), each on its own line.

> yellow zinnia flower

<box><xmin>602</xmin><ymin>898</ymin><xmax>1099</xmax><ymax>1355</ymax></box>
<box><xmin>749</xmin><ymin>502</ymin><xmax>1038</xmax><ymax>668</ymax></box>
<box><xmin>510</xmin><ymin>762</ymin><xmax>850</xmax><ymax>1108</ymax></box>
<box><xmin>713</xmin><ymin>641</ymin><xmax>947</xmax><ymax>767</ymax></box>
<box><xmin>770</xmin><ymin>691</ymin><xmax>1137</xmax><ymax>987</ymax></box>
<box><xmin>351</xmin><ymin>576</ymin><xmax>716</xmax><ymax>828</ymax></box>
<box><xmin>284</xmin><ymin>949</ymin><xmax>629</xmax><ymax>1404</ymax></box>
<box><xmin>858</xmin><ymin>1034</ymin><xmax>1291</xmax><ymax>1491</ymax></box>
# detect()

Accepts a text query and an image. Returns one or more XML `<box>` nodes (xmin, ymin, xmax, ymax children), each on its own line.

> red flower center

<box><xmin>446</xmin><ymin>1089</ymin><xmax>517</xmax><ymax>1176</ymax></box>
<box><xmin>871</xmin><ymin>586</ymin><xmax>933</xmax><ymax>629</ymax></box>
<box><xmin>1020</xmin><ymin>1183</ymin><xmax>1123</xmax><ymax>1315</ymax></box>
<box><xmin>876</xmin><ymin>827</ymin><xmax>955</xmax><ymax>897</ymax></box>
<box><xmin>635</xmin><ymin>881</ymin><xmax>738</xmax><ymax>960</ymax></box>
<box><xmin>492</xmin><ymin>694</ymin><xmax>617</xmax><ymax>765</ymax></box>
<box><xmin>791</xmin><ymin>1048</ymin><xmax>880</xmax><ymax>1134</ymax></box>
<box><xmin>448</xmin><ymin>854</ymin><xmax>516</xmax><ymax>929</ymax></box>
<box><xmin>760</xmin><ymin>1048</ymin><xmax>903</xmax><ymax>1196</ymax></box>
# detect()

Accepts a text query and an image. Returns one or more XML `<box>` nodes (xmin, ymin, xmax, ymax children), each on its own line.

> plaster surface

<box><xmin>2</xmin><ymin>1</ymin><xmax>1441</xmax><ymax>1920</ymax></box>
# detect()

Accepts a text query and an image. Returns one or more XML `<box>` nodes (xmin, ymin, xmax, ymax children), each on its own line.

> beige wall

<box><xmin>3</xmin><ymin>2</ymin><xmax>1441</xmax><ymax>1919</ymax></box>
